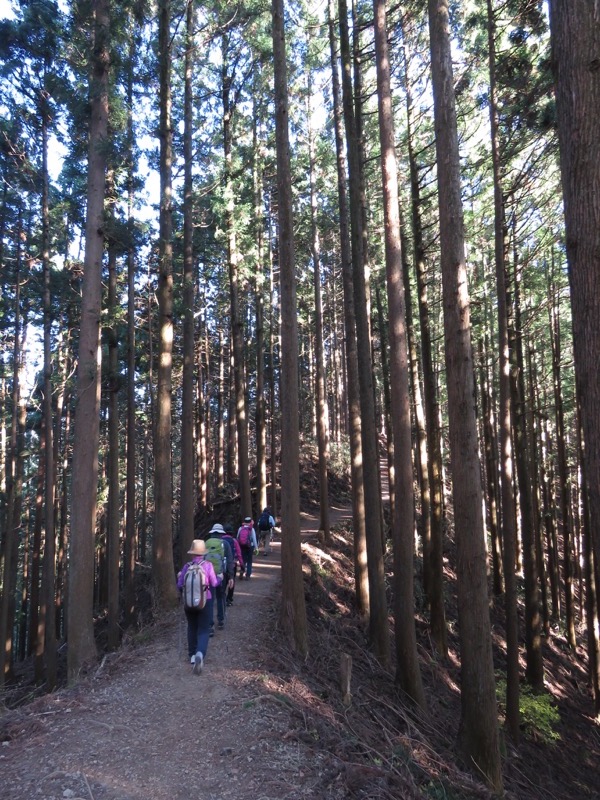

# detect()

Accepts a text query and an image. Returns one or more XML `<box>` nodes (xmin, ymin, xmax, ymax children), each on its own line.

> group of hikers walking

<box><xmin>176</xmin><ymin>508</ymin><xmax>277</xmax><ymax>675</ymax></box>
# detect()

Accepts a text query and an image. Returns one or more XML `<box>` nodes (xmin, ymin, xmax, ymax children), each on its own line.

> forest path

<box><xmin>1</xmin><ymin>503</ymin><xmax>354</xmax><ymax>800</ymax></box>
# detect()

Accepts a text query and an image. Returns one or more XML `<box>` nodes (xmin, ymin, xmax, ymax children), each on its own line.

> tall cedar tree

<box><xmin>272</xmin><ymin>0</ymin><xmax>308</xmax><ymax>656</ymax></box>
<box><xmin>180</xmin><ymin>0</ymin><xmax>196</xmax><ymax>558</ymax></box>
<box><xmin>153</xmin><ymin>0</ymin><xmax>178</xmax><ymax>609</ymax></box>
<box><xmin>486</xmin><ymin>0</ymin><xmax>520</xmax><ymax>740</ymax></box>
<box><xmin>338</xmin><ymin>0</ymin><xmax>389</xmax><ymax>664</ymax></box>
<box><xmin>327</xmin><ymin>0</ymin><xmax>369</xmax><ymax>615</ymax></box>
<box><xmin>67</xmin><ymin>0</ymin><xmax>110</xmax><ymax>679</ymax></box>
<box><xmin>549</xmin><ymin>0</ymin><xmax>600</xmax><ymax>712</ymax></box>
<box><xmin>427</xmin><ymin>0</ymin><xmax>502</xmax><ymax>789</ymax></box>
<box><xmin>372</xmin><ymin>0</ymin><xmax>425</xmax><ymax>708</ymax></box>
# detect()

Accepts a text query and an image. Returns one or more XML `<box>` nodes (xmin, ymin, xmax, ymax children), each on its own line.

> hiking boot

<box><xmin>193</xmin><ymin>652</ymin><xmax>204</xmax><ymax>675</ymax></box>
<box><xmin>218</xmin><ymin>621</ymin><xmax>224</xmax><ymax>630</ymax></box>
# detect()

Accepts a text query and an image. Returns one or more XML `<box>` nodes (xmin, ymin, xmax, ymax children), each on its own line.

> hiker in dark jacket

<box><xmin>256</xmin><ymin>508</ymin><xmax>276</xmax><ymax>556</ymax></box>
<box><xmin>204</xmin><ymin>523</ymin><xmax>234</xmax><ymax>631</ymax></box>
<box><xmin>223</xmin><ymin>522</ymin><xmax>244</xmax><ymax>605</ymax></box>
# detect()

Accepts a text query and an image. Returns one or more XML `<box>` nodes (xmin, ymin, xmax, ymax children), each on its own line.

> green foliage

<box><xmin>328</xmin><ymin>440</ymin><xmax>351</xmax><ymax>480</ymax></box>
<box><xmin>496</xmin><ymin>678</ymin><xmax>561</xmax><ymax>745</ymax></box>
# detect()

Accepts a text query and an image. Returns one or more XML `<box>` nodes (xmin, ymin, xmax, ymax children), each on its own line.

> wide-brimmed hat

<box><xmin>209</xmin><ymin>523</ymin><xmax>225</xmax><ymax>535</ymax></box>
<box><xmin>187</xmin><ymin>539</ymin><xmax>206</xmax><ymax>556</ymax></box>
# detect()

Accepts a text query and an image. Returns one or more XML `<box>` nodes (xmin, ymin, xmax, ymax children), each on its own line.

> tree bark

<box><xmin>427</xmin><ymin>0</ymin><xmax>502</xmax><ymax>789</ymax></box>
<box><xmin>153</xmin><ymin>0</ymin><xmax>178</xmax><ymax>609</ymax></box>
<box><xmin>339</xmin><ymin>0</ymin><xmax>389</xmax><ymax>665</ymax></box>
<box><xmin>327</xmin><ymin>0</ymin><xmax>368</xmax><ymax>615</ymax></box>
<box><xmin>401</xmin><ymin>22</ymin><xmax>446</xmax><ymax>650</ymax></box>
<box><xmin>180</xmin><ymin>0</ymin><xmax>196</xmax><ymax>558</ymax></box>
<box><xmin>222</xmin><ymin>37</ymin><xmax>252</xmax><ymax>519</ymax></box>
<box><xmin>548</xmin><ymin>0</ymin><xmax>600</xmax><ymax>674</ymax></box>
<box><xmin>307</xmin><ymin>85</ymin><xmax>331</xmax><ymax>542</ymax></box>
<box><xmin>123</xmin><ymin>22</ymin><xmax>138</xmax><ymax>629</ymax></box>
<box><xmin>106</xmin><ymin>228</ymin><xmax>120</xmax><ymax>651</ymax></box>
<box><xmin>272</xmin><ymin>0</ymin><xmax>308</xmax><ymax>656</ymax></box>
<box><xmin>373</xmin><ymin>0</ymin><xmax>425</xmax><ymax>707</ymax></box>
<box><xmin>486</xmin><ymin>0</ymin><xmax>520</xmax><ymax>738</ymax></box>
<box><xmin>67</xmin><ymin>0</ymin><xmax>110</xmax><ymax>679</ymax></box>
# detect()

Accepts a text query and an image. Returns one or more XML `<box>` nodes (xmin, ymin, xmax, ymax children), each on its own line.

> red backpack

<box><xmin>238</xmin><ymin>523</ymin><xmax>253</xmax><ymax>547</ymax></box>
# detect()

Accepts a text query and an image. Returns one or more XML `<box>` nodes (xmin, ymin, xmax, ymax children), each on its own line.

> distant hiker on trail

<box><xmin>237</xmin><ymin>516</ymin><xmax>257</xmax><ymax>579</ymax></box>
<box><xmin>204</xmin><ymin>523</ymin><xmax>234</xmax><ymax>632</ymax></box>
<box><xmin>223</xmin><ymin>522</ymin><xmax>244</xmax><ymax>605</ymax></box>
<box><xmin>256</xmin><ymin>507</ymin><xmax>276</xmax><ymax>556</ymax></box>
<box><xmin>176</xmin><ymin>539</ymin><xmax>219</xmax><ymax>675</ymax></box>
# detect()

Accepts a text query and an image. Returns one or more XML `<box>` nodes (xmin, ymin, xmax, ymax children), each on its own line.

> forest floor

<box><xmin>1</xmin><ymin>474</ymin><xmax>600</xmax><ymax>799</ymax></box>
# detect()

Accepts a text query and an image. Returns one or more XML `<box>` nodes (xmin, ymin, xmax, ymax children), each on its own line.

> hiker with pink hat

<box><xmin>176</xmin><ymin>539</ymin><xmax>220</xmax><ymax>675</ymax></box>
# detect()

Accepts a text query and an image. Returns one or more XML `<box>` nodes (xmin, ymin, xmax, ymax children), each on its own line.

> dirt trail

<box><xmin>0</xmin><ymin>510</ymin><xmax>351</xmax><ymax>800</ymax></box>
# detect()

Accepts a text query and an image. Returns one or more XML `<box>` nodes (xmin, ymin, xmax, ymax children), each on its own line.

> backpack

<box><xmin>205</xmin><ymin>537</ymin><xmax>226</xmax><ymax>576</ymax></box>
<box><xmin>258</xmin><ymin>511</ymin><xmax>271</xmax><ymax>531</ymax></box>
<box><xmin>238</xmin><ymin>524</ymin><xmax>253</xmax><ymax>547</ymax></box>
<box><xmin>183</xmin><ymin>562</ymin><xmax>208</xmax><ymax>610</ymax></box>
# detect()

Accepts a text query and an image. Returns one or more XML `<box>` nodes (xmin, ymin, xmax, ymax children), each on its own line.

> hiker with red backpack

<box><xmin>176</xmin><ymin>539</ymin><xmax>220</xmax><ymax>675</ymax></box>
<box><xmin>237</xmin><ymin>516</ymin><xmax>258</xmax><ymax>579</ymax></box>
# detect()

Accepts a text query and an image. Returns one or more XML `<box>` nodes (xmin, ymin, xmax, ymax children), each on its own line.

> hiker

<box><xmin>237</xmin><ymin>516</ymin><xmax>258</xmax><ymax>579</ymax></box>
<box><xmin>223</xmin><ymin>522</ymin><xmax>244</xmax><ymax>605</ymax></box>
<box><xmin>176</xmin><ymin>539</ymin><xmax>219</xmax><ymax>675</ymax></box>
<box><xmin>256</xmin><ymin>507</ymin><xmax>276</xmax><ymax>556</ymax></box>
<box><xmin>204</xmin><ymin>523</ymin><xmax>234</xmax><ymax>631</ymax></box>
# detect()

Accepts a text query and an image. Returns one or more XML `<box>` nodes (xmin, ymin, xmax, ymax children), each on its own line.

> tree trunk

<box><xmin>123</xmin><ymin>23</ymin><xmax>138</xmax><ymax>629</ymax></box>
<box><xmin>307</xmin><ymin>86</ymin><xmax>331</xmax><ymax>542</ymax></box>
<box><xmin>153</xmin><ymin>0</ymin><xmax>178</xmax><ymax>609</ymax></box>
<box><xmin>106</xmin><ymin>228</ymin><xmax>120</xmax><ymax>651</ymax></box>
<box><xmin>373</xmin><ymin>0</ymin><xmax>425</xmax><ymax>707</ymax></box>
<box><xmin>0</xmin><ymin>246</ymin><xmax>23</xmax><ymax>685</ymax></box>
<box><xmin>401</xmin><ymin>22</ymin><xmax>446</xmax><ymax>650</ymax></box>
<box><xmin>253</xmin><ymin>100</ymin><xmax>267</xmax><ymax>517</ymax></box>
<box><xmin>549</xmin><ymin>277</ymin><xmax>576</xmax><ymax>647</ymax></box>
<box><xmin>41</xmin><ymin>90</ymin><xmax>57</xmax><ymax>688</ymax></box>
<box><xmin>427</xmin><ymin>0</ymin><xmax>502</xmax><ymax>789</ymax></box>
<box><xmin>339</xmin><ymin>0</ymin><xmax>388</xmax><ymax>664</ymax></box>
<box><xmin>180</xmin><ymin>0</ymin><xmax>196</xmax><ymax>558</ymax></box>
<box><xmin>222</xmin><ymin>38</ymin><xmax>252</xmax><ymax>519</ymax></box>
<box><xmin>511</xmin><ymin>250</ymin><xmax>544</xmax><ymax>689</ymax></box>
<box><xmin>486</xmin><ymin>0</ymin><xmax>520</xmax><ymax>738</ymax></box>
<box><xmin>272</xmin><ymin>0</ymin><xmax>308</xmax><ymax>656</ymax></box>
<box><xmin>328</xmin><ymin>0</ymin><xmax>368</xmax><ymax>615</ymax></box>
<box><xmin>548</xmin><ymin>0</ymin><xmax>600</xmax><ymax>669</ymax></box>
<box><xmin>67</xmin><ymin>0</ymin><xmax>110</xmax><ymax>679</ymax></box>
<box><xmin>478</xmin><ymin>338</ymin><xmax>503</xmax><ymax>597</ymax></box>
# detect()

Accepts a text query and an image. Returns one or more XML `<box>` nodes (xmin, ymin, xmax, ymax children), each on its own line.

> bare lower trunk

<box><xmin>428</xmin><ymin>0</ymin><xmax>502</xmax><ymax>789</ymax></box>
<box><xmin>272</xmin><ymin>0</ymin><xmax>308</xmax><ymax>656</ymax></box>
<box><xmin>67</xmin><ymin>0</ymin><xmax>110</xmax><ymax>680</ymax></box>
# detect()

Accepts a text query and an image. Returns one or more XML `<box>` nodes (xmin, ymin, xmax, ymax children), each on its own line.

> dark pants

<box><xmin>213</xmin><ymin>580</ymin><xmax>226</xmax><ymax>626</ymax></box>
<box><xmin>185</xmin><ymin>597</ymin><xmax>213</xmax><ymax>659</ymax></box>
<box><xmin>240</xmin><ymin>545</ymin><xmax>254</xmax><ymax>577</ymax></box>
<box><xmin>227</xmin><ymin>565</ymin><xmax>238</xmax><ymax>603</ymax></box>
